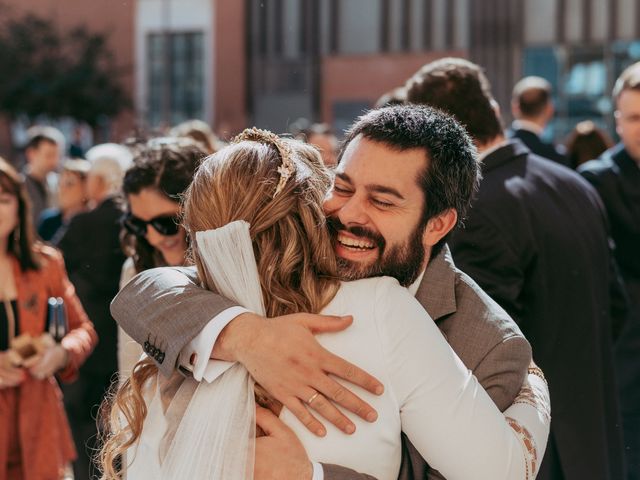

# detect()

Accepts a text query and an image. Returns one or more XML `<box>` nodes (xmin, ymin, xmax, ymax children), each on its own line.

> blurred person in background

<box><xmin>56</xmin><ymin>143</ymin><xmax>132</xmax><ymax>479</ymax></box>
<box><xmin>169</xmin><ymin>119</ymin><xmax>222</xmax><ymax>154</ymax></box>
<box><xmin>22</xmin><ymin>126</ymin><xmax>64</xmax><ymax>225</ymax></box>
<box><xmin>0</xmin><ymin>157</ymin><xmax>97</xmax><ymax>480</ymax></box>
<box><xmin>117</xmin><ymin>138</ymin><xmax>206</xmax><ymax>380</ymax></box>
<box><xmin>374</xmin><ymin>86</ymin><xmax>407</xmax><ymax>108</ymax></box>
<box><xmin>579</xmin><ymin>61</ymin><xmax>640</xmax><ymax>480</ymax></box>
<box><xmin>509</xmin><ymin>76</ymin><xmax>569</xmax><ymax>166</ymax></box>
<box><xmin>38</xmin><ymin>159</ymin><xmax>91</xmax><ymax>242</ymax></box>
<box><xmin>68</xmin><ymin>126</ymin><xmax>86</xmax><ymax>159</ymax></box>
<box><xmin>406</xmin><ymin>57</ymin><xmax>625</xmax><ymax>480</ymax></box>
<box><xmin>297</xmin><ymin>123</ymin><xmax>338</xmax><ymax>168</ymax></box>
<box><xmin>565</xmin><ymin>121</ymin><xmax>613</xmax><ymax>170</ymax></box>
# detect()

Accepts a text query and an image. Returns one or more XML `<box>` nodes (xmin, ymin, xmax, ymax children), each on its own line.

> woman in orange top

<box><xmin>0</xmin><ymin>157</ymin><xmax>98</xmax><ymax>480</ymax></box>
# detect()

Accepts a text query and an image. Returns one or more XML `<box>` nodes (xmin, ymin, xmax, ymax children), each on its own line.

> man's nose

<box><xmin>338</xmin><ymin>197</ymin><xmax>369</xmax><ymax>226</ymax></box>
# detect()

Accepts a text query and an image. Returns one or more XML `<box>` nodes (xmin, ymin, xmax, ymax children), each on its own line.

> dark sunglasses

<box><xmin>121</xmin><ymin>212</ymin><xmax>181</xmax><ymax>237</ymax></box>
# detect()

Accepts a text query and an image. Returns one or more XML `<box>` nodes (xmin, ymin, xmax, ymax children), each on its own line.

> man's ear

<box><xmin>422</xmin><ymin>209</ymin><xmax>458</xmax><ymax>248</ymax></box>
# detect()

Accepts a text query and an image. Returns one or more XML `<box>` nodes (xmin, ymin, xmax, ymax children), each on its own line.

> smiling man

<box><xmin>112</xmin><ymin>105</ymin><xmax>534</xmax><ymax>479</ymax></box>
<box><xmin>327</xmin><ymin>138</ymin><xmax>430</xmax><ymax>287</ymax></box>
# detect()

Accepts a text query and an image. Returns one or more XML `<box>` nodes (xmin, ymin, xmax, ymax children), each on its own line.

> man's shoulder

<box><xmin>578</xmin><ymin>145</ymin><xmax>627</xmax><ymax>177</ymax></box>
<box><xmin>438</xmin><ymin>266</ymin><xmax>528</xmax><ymax>368</ymax></box>
<box><xmin>452</xmin><ymin>267</ymin><xmax>524</xmax><ymax>338</ymax></box>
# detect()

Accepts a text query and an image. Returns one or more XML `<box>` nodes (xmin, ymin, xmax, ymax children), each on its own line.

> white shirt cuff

<box><xmin>312</xmin><ymin>462</ymin><xmax>324</xmax><ymax>480</ymax></box>
<box><xmin>178</xmin><ymin>306</ymin><xmax>249</xmax><ymax>382</ymax></box>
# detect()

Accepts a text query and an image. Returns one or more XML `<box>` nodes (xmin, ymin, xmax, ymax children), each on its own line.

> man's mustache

<box><xmin>326</xmin><ymin>216</ymin><xmax>386</xmax><ymax>251</ymax></box>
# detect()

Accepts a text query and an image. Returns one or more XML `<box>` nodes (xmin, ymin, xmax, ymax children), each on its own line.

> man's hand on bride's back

<box><xmin>216</xmin><ymin>312</ymin><xmax>383</xmax><ymax>437</ymax></box>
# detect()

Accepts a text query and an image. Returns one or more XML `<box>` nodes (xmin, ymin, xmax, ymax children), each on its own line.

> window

<box><xmin>147</xmin><ymin>31</ymin><xmax>204</xmax><ymax>127</ymax></box>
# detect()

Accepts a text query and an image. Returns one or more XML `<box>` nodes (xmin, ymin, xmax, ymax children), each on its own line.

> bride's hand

<box><xmin>217</xmin><ymin>312</ymin><xmax>383</xmax><ymax>437</ymax></box>
<box><xmin>254</xmin><ymin>406</ymin><xmax>312</xmax><ymax>480</ymax></box>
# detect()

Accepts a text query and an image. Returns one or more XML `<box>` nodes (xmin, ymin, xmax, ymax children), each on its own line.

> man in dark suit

<box><xmin>405</xmin><ymin>57</ymin><xmax>624</xmax><ymax>480</ymax></box>
<box><xmin>509</xmin><ymin>76</ymin><xmax>569</xmax><ymax>166</ymax></box>
<box><xmin>57</xmin><ymin>143</ymin><xmax>131</xmax><ymax>479</ymax></box>
<box><xmin>579</xmin><ymin>61</ymin><xmax>640</xmax><ymax>480</ymax></box>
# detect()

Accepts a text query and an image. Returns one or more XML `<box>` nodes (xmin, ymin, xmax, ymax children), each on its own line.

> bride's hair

<box><xmin>100</xmin><ymin>133</ymin><xmax>340</xmax><ymax>479</ymax></box>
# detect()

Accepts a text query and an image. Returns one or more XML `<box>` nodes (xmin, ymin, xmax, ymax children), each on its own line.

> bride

<box><xmin>100</xmin><ymin>128</ymin><xmax>548</xmax><ymax>480</ymax></box>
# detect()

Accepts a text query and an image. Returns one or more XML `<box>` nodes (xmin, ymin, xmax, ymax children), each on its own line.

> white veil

<box><xmin>126</xmin><ymin>221</ymin><xmax>264</xmax><ymax>480</ymax></box>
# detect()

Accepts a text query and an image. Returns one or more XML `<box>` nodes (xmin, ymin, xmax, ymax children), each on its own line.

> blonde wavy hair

<box><xmin>100</xmin><ymin>133</ymin><xmax>340</xmax><ymax>478</ymax></box>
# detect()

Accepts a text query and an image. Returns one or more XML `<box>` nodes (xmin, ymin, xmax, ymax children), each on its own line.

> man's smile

<box><xmin>337</xmin><ymin>232</ymin><xmax>376</xmax><ymax>250</ymax></box>
<box><xmin>334</xmin><ymin>230</ymin><xmax>379</xmax><ymax>263</ymax></box>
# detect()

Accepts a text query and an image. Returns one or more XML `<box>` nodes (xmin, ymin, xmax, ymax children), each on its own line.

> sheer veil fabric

<box><xmin>126</xmin><ymin>221</ymin><xmax>263</xmax><ymax>479</ymax></box>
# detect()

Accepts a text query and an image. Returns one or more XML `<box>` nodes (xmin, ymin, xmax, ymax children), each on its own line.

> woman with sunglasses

<box><xmin>118</xmin><ymin>138</ymin><xmax>207</xmax><ymax>380</ymax></box>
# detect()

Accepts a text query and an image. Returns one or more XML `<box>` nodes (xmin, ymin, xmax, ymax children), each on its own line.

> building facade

<box><xmin>3</xmin><ymin>0</ymin><xmax>640</xmax><ymax>147</ymax></box>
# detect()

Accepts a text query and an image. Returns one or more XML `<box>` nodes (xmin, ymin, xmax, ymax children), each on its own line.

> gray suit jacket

<box><xmin>111</xmin><ymin>245</ymin><xmax>531</xmax><ymax>480</ymax></box>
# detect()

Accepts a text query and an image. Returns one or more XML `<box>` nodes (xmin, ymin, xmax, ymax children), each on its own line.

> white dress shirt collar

<box><xmin>512</xmin><ymin>119</ymin><xmax>544</xmax><ymax>137</ymax></box>
<box><xmin>408</xmin><ymin>270</ymin><xmax>426</xmax><ymax>296</ymax></box>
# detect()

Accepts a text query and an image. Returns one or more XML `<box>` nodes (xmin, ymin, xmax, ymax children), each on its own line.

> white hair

<box><xmin>86</xmin><ymin>143</ymin><xmax>133</xmax><ymax>194</ymax></box>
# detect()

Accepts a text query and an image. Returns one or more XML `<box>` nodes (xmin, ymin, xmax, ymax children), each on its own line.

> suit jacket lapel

<box><xmin>415</xmin><ymin>245</ymin><xmax>457</xmax><ymax>322</ymax></box>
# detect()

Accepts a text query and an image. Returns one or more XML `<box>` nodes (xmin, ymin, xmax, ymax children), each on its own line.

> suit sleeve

<box><xmin>473</xmin><ymin>335</ymin><xmax>531</xmax><ymax>411</ymax></box>
<box><xmin>321</xmin><ymin>464</ymin><xmax>378</xmax><ymax>480</ymax></box>
<box><xmin>110</xmin><ymin>267</ymin><xmax>239</xmax><ymax>377</ymax></box>
<box><xmin>450</xmin><ymin>212</ymin><xmax>526</xmax><ymax>322</ymax></box>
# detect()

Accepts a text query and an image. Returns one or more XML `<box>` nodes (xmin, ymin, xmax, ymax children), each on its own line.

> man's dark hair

<box><xmin>405</xmin><ymin>57</ymin><xmax>503</xmax><ymax>145</ymax></box>
<box><xmin>512</xmin><ymin>76</ymin><xmax>552</xmax><ymax>117</ymax></box>
<box><xmin>338</xmin><ymin>104</ymin><xmax>480</xmax><ymax>257</ymax></box>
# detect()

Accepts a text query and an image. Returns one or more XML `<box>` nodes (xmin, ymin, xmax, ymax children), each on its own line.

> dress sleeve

<box><xmin>45</xmin><ymin>249</ymin><xmax>98</xmax><ymax>382</ymax></box>
<box><xmin>375</xmin><ymin>278</ymin><xmax>532</xmax><ymax>479</ymax></box>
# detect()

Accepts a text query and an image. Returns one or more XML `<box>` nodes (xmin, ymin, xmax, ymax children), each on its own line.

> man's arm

<box><xmin>473</xmin><ymin>335</ymin><xmax>531</xmax><ymax>411</ymax></box>
<box><xmin>111</xmin><ymin>266</ymin><xmax>384</xmax><ymax>435</ymax></box>
<box><xmin>111</xmin><ymin>266</ymin><xmax>238</xmax><ymax>377</ymax></box>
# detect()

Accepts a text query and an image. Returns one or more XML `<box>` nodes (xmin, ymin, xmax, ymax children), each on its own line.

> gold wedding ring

<box><xmin>306</xmin><ymin>392</ymin><xmax>320</xmax><ymax>405</ymax></box>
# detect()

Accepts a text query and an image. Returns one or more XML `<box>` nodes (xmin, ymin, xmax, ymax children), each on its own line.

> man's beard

<box><xmin>326</xmin><ymin>216</ymin><xmax>426</xmax><ymax>287</ymax></box>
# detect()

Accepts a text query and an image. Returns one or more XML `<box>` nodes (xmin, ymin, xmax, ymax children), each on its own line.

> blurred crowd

<box><xmin>0</xmin><ymin>57</ymin><xmax>638</xmax><ymax>480</ymax></box>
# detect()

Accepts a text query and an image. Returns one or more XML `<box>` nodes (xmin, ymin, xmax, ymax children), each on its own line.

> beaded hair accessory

<box><xmin>232</xmin><ymin>127</ymin><xmax>296</xmax><ymax>198</ymax></box>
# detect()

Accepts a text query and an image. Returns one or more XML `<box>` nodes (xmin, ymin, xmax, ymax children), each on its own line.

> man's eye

<box><xmin>372</xmin><ymin>199</ymin><xmax>393</xmax><ymax>208</ymax></box>
<box><xmin>334</xmin><ymin>186</ymin><xmax>351</xmax><ymax>194</ymax></box>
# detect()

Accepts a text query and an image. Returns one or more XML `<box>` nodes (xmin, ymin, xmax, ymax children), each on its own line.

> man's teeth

<box><xmin>337</xmin><ymin>234</ymin><xmax>375</xmax><ymax>249</ymax></box>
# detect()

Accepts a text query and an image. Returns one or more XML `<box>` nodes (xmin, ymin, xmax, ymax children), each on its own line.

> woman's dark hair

<box><xmin>565</xmin><ymin>121</ymin><xmax>613</xmax><ymax>169</ymax></box>
<box><xmin>121</xmin><ymin>138</ymin><xmax>207</xmax><ymax>272</ymax></box>
<box><xmin>0</xmin><ymin>157</ymin><xmax>40</xmax><ymax>270</ymax></box>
